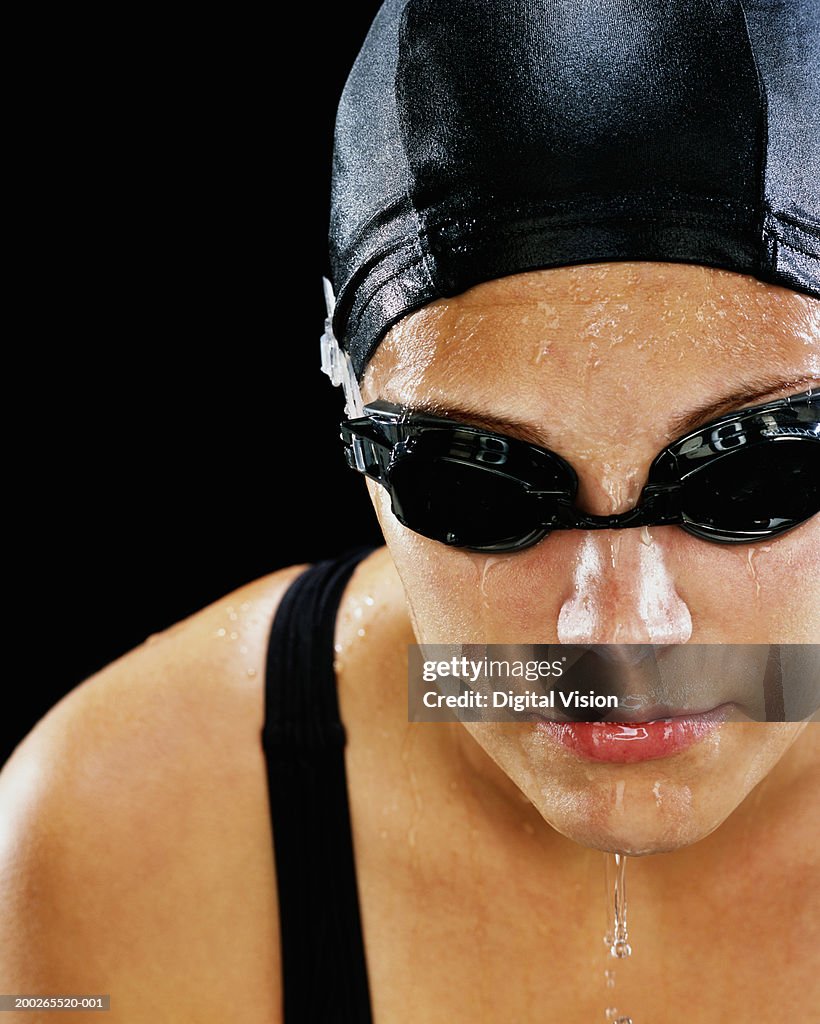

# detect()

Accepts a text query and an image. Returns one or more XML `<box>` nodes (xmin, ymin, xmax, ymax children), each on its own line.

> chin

<box><xmin>550</xmin><ymin>818</ymin><xmax>721</xmax><ymax>858</ymax></box>
<box><xmin>532</xmin><ymin>773</ymin><xmax>736</xmax><ymax>856</ymax></box>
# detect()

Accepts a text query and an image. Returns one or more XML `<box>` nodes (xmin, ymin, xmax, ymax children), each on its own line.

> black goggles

<box><xmin>340</xmin><ymin>389</ymin><xmax>819</xmax><ymax>553</ymax></box>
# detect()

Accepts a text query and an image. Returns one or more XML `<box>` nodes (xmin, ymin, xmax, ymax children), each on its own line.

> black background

<box><xmin>6</xmin><ymin>6</ymin><xmax>385</xmax><ymax>765</ymax></box>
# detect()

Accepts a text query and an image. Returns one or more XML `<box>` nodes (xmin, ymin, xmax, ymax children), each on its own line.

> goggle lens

<box><xmin>388</xmin><ymin>457</ymin><xmax>546</xmax><ymax>550</ymax></box>
<box><xmin>681</xmin><ymin>439</ymin><xmax>820</xmax><ymax>539</ymax></box>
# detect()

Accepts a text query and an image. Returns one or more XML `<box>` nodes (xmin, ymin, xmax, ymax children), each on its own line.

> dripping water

<box><xmin>610</xmin><ymin>852</ymin><xmax>632</xmax><ymax>959</ymax></box>
<box><xmin>746</xmin><ymin>548</ymin><xmax>762</xmax><ymax>599</ymax></box>
<box><xmin>479</xmin><ymin>555</ymin><xmax>503</xmax><ymax>612</ymax></box>
<box><xmin>602</xmin><ymin>852</ymin><xmax>633</xmax><ymax>1024</ymax></box>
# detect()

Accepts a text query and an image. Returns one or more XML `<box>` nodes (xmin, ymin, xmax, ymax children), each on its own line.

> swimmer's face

<box><xmin>360</xmin><ymin>261</ymin><xmax>820</xmax><ymax>854</ymax></box>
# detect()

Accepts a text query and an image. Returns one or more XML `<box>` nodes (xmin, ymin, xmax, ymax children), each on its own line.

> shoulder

<box><xmin>0</xmin><ymin>563</ymin><xmax>308</xmax><ymax>1023</ymax></box>
<box><xmin>333</xmin><ymin>547</ymin><xmax>417</xmax><ymax>756</ymax></box>
<box><xmin>335</xmin><ymin>545</ymin><xmax>413</xmax><ymax>671</ymax></box>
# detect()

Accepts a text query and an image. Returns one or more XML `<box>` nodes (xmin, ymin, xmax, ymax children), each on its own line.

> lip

<box><xmin>535</xmin><ymin>704</ymin><xmax>734</xmax><ymax>763</ymax></box>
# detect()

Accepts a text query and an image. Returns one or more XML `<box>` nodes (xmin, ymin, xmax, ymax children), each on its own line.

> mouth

<box><xmin>534</xmin><ymin>704</ymin><xmax>735</xmax><ymax>763</ymax></box>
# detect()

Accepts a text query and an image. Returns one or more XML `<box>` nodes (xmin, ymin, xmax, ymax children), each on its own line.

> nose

<box><xmin>556</xmin><ymin>530</ymin><xmax>692</xmax><ymax>644</ymax></box>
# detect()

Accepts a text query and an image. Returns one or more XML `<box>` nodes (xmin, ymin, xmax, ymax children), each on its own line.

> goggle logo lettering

<box><xmin>709</xmin><ymin>421</ymin><xmax>747</xmax><ymax>450</ymax></box>
<box><xmin>761</xmin><ymin>426</ymin><xmax>818</xmax><ymax>437</ymax></box>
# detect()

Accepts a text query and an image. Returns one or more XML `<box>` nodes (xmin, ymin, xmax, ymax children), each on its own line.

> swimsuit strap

<box><xmin>262</xmin><ymin>548</ymin><xmax>375</xmax><ymax>1024</ymax></box>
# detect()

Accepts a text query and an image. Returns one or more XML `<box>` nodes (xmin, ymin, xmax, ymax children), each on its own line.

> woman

<box><xmin>1</xmin><ymin>1</ymin><xmax>818</xmax><ymax>1022</ymax></box>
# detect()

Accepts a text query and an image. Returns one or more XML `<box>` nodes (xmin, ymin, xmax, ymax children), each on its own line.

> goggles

<box><xmin>340</xmin><ymin>389</ymin><xmax>819</xmax><ymax>553</ymax></box>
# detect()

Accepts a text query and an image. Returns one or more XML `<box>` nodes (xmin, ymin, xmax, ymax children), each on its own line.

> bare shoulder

<box><xmin>333</xmin><ymin>546</ymin><xmax>416</xmax><ymax>752</ymax></box>
<box><xmin>0</xmin><ymin>563</ymin><xmax>308</xmax><ymax>1024</ymax></box>
<box><xmin>335</xmin><ymin>545</ymin><xmax>413</xmax><ymax>670</ymax></box>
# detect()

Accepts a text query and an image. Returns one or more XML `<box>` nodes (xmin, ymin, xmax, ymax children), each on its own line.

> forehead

<box><xmin>361</xmin><ymin>262</ymin><xmax>820</xmax><ymax>414</ymax></box>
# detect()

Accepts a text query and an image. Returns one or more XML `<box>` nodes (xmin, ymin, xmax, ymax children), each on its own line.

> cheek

<box><xmin>665</xmin><ymin>519</ymin><xmax>820</xmax><ymax>642</ymax></box>
<box><xmin>373</xmin><ymin>487</ymin><xmax>566</xmax><ymax>642</ymax></box>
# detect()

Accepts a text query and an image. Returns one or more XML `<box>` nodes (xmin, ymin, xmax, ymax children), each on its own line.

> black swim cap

<box><xmin>328</xmin><ymin>0</ymin><xmax>820</xmax><ymax>380</ymax></box>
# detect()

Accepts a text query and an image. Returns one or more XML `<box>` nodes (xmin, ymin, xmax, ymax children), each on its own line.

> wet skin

<box><xmin>361</xmin><ymin>261</ymin><xmax>820</xmax><ymax>855</ymax></box>
<box><xmin>0</xmin><ymin>262</ymin><xmax>817</xmax><ymax>1023</ymax></box>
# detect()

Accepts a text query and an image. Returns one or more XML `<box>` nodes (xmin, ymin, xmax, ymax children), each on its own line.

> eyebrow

<box><xmin>664</xmin><ymin>374</ymin><xmax>819</xmax><ymax>439</ymax></box>
<box><xmin>397</xmin><ymin>374</ymin><xmax>818</xmax><ymax>446</ymax></box>
<box><xmin>400</xmin><ymin>402</ymin><xmax>548</xmax><ymax>445</ymax></box>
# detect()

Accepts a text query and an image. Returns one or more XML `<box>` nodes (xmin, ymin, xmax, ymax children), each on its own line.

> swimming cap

<box><xmin>328</xmin><ymin>0</ymin><xmax>820</xmax><ymax>380</ymax></box>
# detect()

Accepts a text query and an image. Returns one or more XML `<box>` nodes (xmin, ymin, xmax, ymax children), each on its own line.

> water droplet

<box><xmin>746</xmin><ymin>548</ymin><xmax>762</xmax><ymax>599</ymax></box>
<box><xmin>246</xmin><ymin>667</ymin><xmax>257</xmax><ymax>678</ymax></box>
<box><xmin>364</xmin><ymin>595</ymin><xmax>375</xmax><ymax>606</ymax></box>
<box><xmin>357</xmin><ymin>627</ymin><xmax>366</xmax><ymax>638</ymax></box>
<box><xmin>479</xmin><ymin>556</ymin><xmax>504</xmax><ymax>611</ymax></box>
<box><xmin>229</xmin><ymin>631</ymin><xmax>238</xmax><ymax>640</ymax></box>
<box><xmin>215</xmin><ymin>627</ymin><xmax>226</xmax><ymax>637</ymax></box>
<box><xmin>334</xmin><ymin>642</ymin><xmax>343</xmax><ymax>653</ymax></box>
<box><xmin>606</xmin><ymin>535</ymin><xmax>619</xmax><ymax>573</ymax></box>
<box><xmin>228</xmin><ymin>611</ymin><xmax>238</xmax><ymax>621</ymax></box>
<box><xmin>240</xmin><ymin>601</ymin><xmax>251</xmax><ymax>611</ymax></box>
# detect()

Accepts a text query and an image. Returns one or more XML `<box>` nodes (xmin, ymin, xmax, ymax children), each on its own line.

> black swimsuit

<box><xmin>262</xmin><ymin>548</ymin><xmax>376</xmax><ymax>1024</ymax></box>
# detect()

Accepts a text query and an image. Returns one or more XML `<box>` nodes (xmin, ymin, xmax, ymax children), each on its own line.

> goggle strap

<box><xmin>320</xmin><ymin>277</ymin><xmax>365</xmax><ymax>418</ymax></box>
